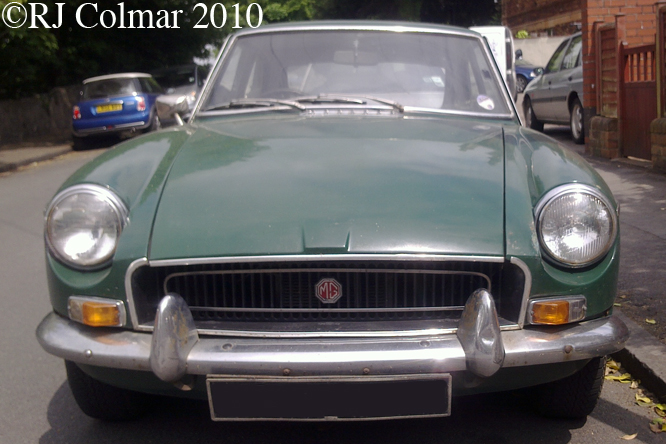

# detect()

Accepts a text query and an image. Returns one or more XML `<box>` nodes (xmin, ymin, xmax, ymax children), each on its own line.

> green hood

<box><xmin>149</xmin><ymin>114</ymin><xmax>506</xmax><ymax>260</ymax></box>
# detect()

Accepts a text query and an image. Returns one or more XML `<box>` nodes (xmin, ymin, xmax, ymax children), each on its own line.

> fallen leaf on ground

<box><xmin>619</xmin><ymin>295</ymin><xmax>627</xmax><ymax>299</ymax></box>
<box><xmin>630</xmin><ymin>379</ymin><xmax>640</xmax><ymax>389</ymax></box>
<box><xmin>650</xmin><ymin>418</ymin><xmax>666</xmax><ymax>433</ymax></box>
<box><xmin>636</xmin><ymin>393</ymin><xmax>652</xmax><ymax>406</ymax></box>
<box><xmin>614</xmin><ymin>303</ymin><xmax>622</xmax><ymax>307</ymax></box>
<box><xmin>646</xmin><ymin>319</ymin><xmax>657</xmax><ymax>325</ymax></box>
<box><xmin>621</xmin><ymin>432</ymin><xmax>638</xmax><ymax>440</ymax></box>
<box><xmin>606</xmin><ymin>359</ymin><xmax>621</xmax><ymax>371</ymax></box>
<box><xmin>655</xmin><ymin>404</ymin><xmax>666</xmax><ymax>417</ymax></box>
<box><xmin>605</xmin><ymin>373</ymin><xmax>632</xmax><ymax>383</ymax></box>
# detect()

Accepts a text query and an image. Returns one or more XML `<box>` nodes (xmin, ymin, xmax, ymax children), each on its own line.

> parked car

<box><xmin>150</xmin><ymin>64</ymin><xmax>208</xmax><ymax>112</ymax></box>
<box><xmin>72</xmin><ymin>73</ymin><xmax>163</xmax><ymax>149</ymax></box>
<box><xmin>38</xmin><ymin>22</ymin><xmax>627</xmax><ymax>423</ymax></box>
<box><xmin>514</xmin><ymin>54</ymin><xmax>542</xmax><ymax>93</ymax></box>
<box><xmin>523</xmin><ymin>33</ymin><xmax>584</xmax><ymax>143</ymax></box>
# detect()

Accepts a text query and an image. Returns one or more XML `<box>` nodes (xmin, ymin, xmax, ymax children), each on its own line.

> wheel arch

<box><xmin>567</xmin><ymin>92</ymin><xmax>582</xmax><ymax>112</ymax></box>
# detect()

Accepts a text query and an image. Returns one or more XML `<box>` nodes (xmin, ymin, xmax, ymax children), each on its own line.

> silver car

<box><xmin>523</xmin><ymin>33</ymin><xmax>584</xmax><ymax>144</ymax></box>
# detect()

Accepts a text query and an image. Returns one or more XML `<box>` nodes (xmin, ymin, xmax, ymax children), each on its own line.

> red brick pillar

<box><xmin>652</xmin><ymin>3</ymin><xmax>666</xmax><ymax>170</ymax></box>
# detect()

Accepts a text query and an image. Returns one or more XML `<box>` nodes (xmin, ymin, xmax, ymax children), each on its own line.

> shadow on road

<box><xmin>40</xmin><ymin>382</ymin><xmax>589</xmax><ymax>444</ymax></box>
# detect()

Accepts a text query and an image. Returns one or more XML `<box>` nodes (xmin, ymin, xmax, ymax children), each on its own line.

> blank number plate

<box><xmin>206</xmin><ymin>374</ymin><xmax>451</xmax><ymax>421</ymax></box>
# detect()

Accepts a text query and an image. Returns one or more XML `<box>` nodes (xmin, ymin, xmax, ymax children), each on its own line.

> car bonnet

<box><xmin>148</xmin><ymin>114</ymin><xmax>507</xmax><ymax>260</ymax></box>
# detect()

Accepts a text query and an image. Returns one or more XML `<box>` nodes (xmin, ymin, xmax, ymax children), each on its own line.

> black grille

<box><xmin>130</xmin><ymin>260</ymin><xmax>525</xmax><ymax>330</ymax></box>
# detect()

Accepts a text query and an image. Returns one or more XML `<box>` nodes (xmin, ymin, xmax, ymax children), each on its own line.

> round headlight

<box><xmin>45</xmin><ymin>184</ymin><xmax>128</xmax><ymax>269</ymax></box>
<box><xmin>536</xmin><ymin>185</ymin><xmax>617</xmax><ymax>267</ymax></box>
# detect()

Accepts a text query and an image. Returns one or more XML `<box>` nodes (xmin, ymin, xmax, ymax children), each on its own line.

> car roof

<box><xmin>151</xmin><ymin>64</ymin><xmax>197</xmax><ymax>74</ymax></box>
<box><xmin>230</xmin><ymin>20</ymin><xmax>481</xmax><ymax>39</ymax></box>
<box><xmin>83</xmin><ymin>73</ymin><xmax>152</xmax><ymax>84</ymax></box>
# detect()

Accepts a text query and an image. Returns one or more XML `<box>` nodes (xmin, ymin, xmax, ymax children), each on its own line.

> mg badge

<box><xmin>315</xmin><ymin>278</ymin><xmax>342</xmax><ymax>304</ymax></box>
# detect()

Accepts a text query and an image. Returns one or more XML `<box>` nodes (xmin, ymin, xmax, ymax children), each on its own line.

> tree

<box><xmin>0</xmin><ymin>0</ymin><xmax>499</xmax><ymax>100</ymax></box>
<box><xmin>0</xmin><ymin>0</ymin><xmax>59</xmax><ymax>98</ymax></box>
<box><xmin>419</xmin><ymin>0</ymin><xmax>500</xmax><ymax>27</ymax></box>
<box><xmin>0</xmin><ymin>0</ymin><xmax>315</xmax><ymax>99</ymax></box>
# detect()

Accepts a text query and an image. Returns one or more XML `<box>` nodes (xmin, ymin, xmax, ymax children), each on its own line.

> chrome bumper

<box><xmin>37</xmin><ymin>292</ymin><xmax>628</xmax><ymax>385</ymax></box>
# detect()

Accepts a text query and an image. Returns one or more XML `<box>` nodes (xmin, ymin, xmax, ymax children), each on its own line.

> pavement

<box><xmin>614</xmin><ymin>312</ymin><xmax>666</xmax><ymax>401</ymax></box>
<box><xmin>0</xmin><ymin>144</ymin><xmax>72</xmax><ymax>173</ymax></box>
<box><xmin>1</xmin><ymin>134</ymin><xmax>666</xmax><ymax>402</ymax></box>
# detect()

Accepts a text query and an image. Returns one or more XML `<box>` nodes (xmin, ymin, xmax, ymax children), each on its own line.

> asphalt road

<box><xmin>0</xmin><ymin>146</ymin><xmax>664</xmax><ymax>443</ymax></box>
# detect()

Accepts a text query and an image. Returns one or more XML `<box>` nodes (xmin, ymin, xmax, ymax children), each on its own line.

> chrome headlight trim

<box><xmin>45</xmin><ymin>184</ymin><xmax>129</xmax><ymax>270</ymax></box>
<box><xmin>535</xmin><ymin>184</ymin><xmax>618</xmax><ymax>268</ymax></box>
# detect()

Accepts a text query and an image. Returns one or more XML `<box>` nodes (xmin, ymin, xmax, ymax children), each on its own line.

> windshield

<box><xmin>200</xmin><ymin>29</ymin><xmax>511</xmax><ymax>116</ymax></box>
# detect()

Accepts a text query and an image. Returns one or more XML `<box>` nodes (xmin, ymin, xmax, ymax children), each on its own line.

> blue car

<box><xmin>515</xmin><ymin>59</ymin><xmax>542</xmax><ymax>93</ymax></box>
<box><xmin>72</xmin><ymin>73</ymin><xmax>163</xmax><ymax>149</ymax></box>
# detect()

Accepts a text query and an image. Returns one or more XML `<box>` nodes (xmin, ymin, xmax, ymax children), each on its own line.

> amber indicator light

<box><xmin>531</xmin><ymin>300</ymin><xmax>570</xmax><ymax>325</ymax></box>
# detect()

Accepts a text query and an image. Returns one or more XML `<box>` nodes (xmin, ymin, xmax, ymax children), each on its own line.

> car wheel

<box><xmin>145</xmin><ymin>110</ymin><xmax>161</xmax><ymax>133</ymax></box>
<box><xmin>65</xmin><ymin>360</ymin><xmax>154</xmax><ymax>421</ymax></box>
<box><xmin>570</xmin><ymin>97</ymin><xmax>584</xmax><ymax>144</ymax></box>
<box><xmin>523</xmin><ymin>96</ymin><xmax>544</xmax><ymax>131</ymax></box>
<box><xmin>534</xmin><ymin>357</ymin><xmax>606</xmax><ymax>419</ymax></box>
<box><xmin>516</xmin><ymin>75</ymin><xmax>528</xmax><ymax>93</ymax></box>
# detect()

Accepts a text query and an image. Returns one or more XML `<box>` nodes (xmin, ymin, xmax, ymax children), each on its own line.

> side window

<box><xmin>148</xmin><ymin>77</ymin><xmax>163</xmax><ymax>93</ymax></box>
<box><xmin>561</xmin><ymin>35</ymin><xmax>582</xmax><ymax>70</ymax></box>
<box><xmin>139</xmin><ymin>78</ymin><xmax>153</xmax><ymax>93</ymax></box>
<box><xmin>545</xmin><ymin>39</ymin><xmax>570</xmax><ymax>74</ymax></box>
<box><xmin>219</xmin><ymin>48</ymin><xmax>242</xmax><ymax>91</ymax></box>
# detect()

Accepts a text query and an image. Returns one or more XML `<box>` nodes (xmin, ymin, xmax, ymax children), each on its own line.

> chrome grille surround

<box><xmin>126</xmin><ymin>255</ymin><xmax>530</xmax><ymax>338</ymax></box>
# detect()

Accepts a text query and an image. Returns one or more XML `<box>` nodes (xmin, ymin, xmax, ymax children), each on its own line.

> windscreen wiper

<box><xmin>294</xmin><ymin>95</ymin><xmax>367</xmax><ymax>105</ymax></box>
<box><xmin>295</xmin><ymin>94</ymin><xmax>404</xmax><ymax>112</ymax></box>
<box><xmin>205</xmin><ymin>98</ymin><xmax>305</xmax><ymax>112</ymax></box>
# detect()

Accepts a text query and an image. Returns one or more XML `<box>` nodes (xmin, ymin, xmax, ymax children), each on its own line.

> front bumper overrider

<box><xmin>36</xmin><ymin>290</ymin><xmax>628</xmax><ymax>386</ymax></box>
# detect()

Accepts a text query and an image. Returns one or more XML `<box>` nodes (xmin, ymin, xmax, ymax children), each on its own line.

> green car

<box><xmin>37</xmin><ymin>21</ymin><xmax>627</xmax><ymax>422</ymax></box>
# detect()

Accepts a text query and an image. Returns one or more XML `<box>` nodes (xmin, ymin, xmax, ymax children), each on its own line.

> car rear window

<box><xmin>83</xmin><ymin>78</ymin><xmax>138</xmax><ymax>99</ymax></box>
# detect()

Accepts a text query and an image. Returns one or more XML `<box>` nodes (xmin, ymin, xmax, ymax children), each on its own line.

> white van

<box><xmin>470</xmin><ymin>26</ymin><xmax>517</xmax><ymax>100</ymax></box>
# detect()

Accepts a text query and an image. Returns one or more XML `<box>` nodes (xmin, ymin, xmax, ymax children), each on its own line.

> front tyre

<box><xmin>145</xmin><ymin>111</ymin><xmax>161</xmax><ymax>133</ymax></box>
<box><xmin>65</xmin><ymin>360</ymin><xmax>154</xmax><ymax>421</ymax></box>
<box><xmin>523</xmin><ymin>96</ymin><xmax>544</xmax><ymax>131</ymax></box>
<box><xmin>535</xmin><ymin>357</ymin><xmax>606</xmax><ymax>419</ymax></box>
<box><xmin>570</xmin><ymin>97</ymin><xmax>584</xmax><ymax>144</ymax></box>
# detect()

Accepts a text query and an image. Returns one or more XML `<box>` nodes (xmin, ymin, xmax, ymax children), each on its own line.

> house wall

<box><xmin>581</xmin><ymin>0</ymin><xmax>664</xmax><ymax>163</ymax></box>
<box><xmin>503</xmin><ymin>0</ymin><xmax>582</xmax><ymax>34</ymax></box>
<box><xmin>652</xmin><ymin>118</ymin><xmax>666</xmax><ymax>171</ymax></box>
<box><xmin>582</xmin><ymin>0</ymin><xmax>662</xmax><ymax>115</ymax></box>
<box><xmin>514</xmin><ymin>36</ymin><xmax>568</xmax><ymax>66</ymax></box>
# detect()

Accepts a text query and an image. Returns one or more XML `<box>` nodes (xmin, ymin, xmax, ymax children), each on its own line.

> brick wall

<box><xmin>0</xmin><ymin>86</ymin><xmax>79</xmax><ymax>148</ymax></box>
<box><xmin>582</xmin><ymin>0</ymin><xmax>664</xmax><ymax>160</ymax></box>
<box><xmin>652</xmin><ymin>118</ymin><xmax>666</xmax><ymax>171</ymax></box>
<box><xmin>582</xmin><ymin>0</ymin><xmax>663</xmax><ymax>116</ymax></box>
